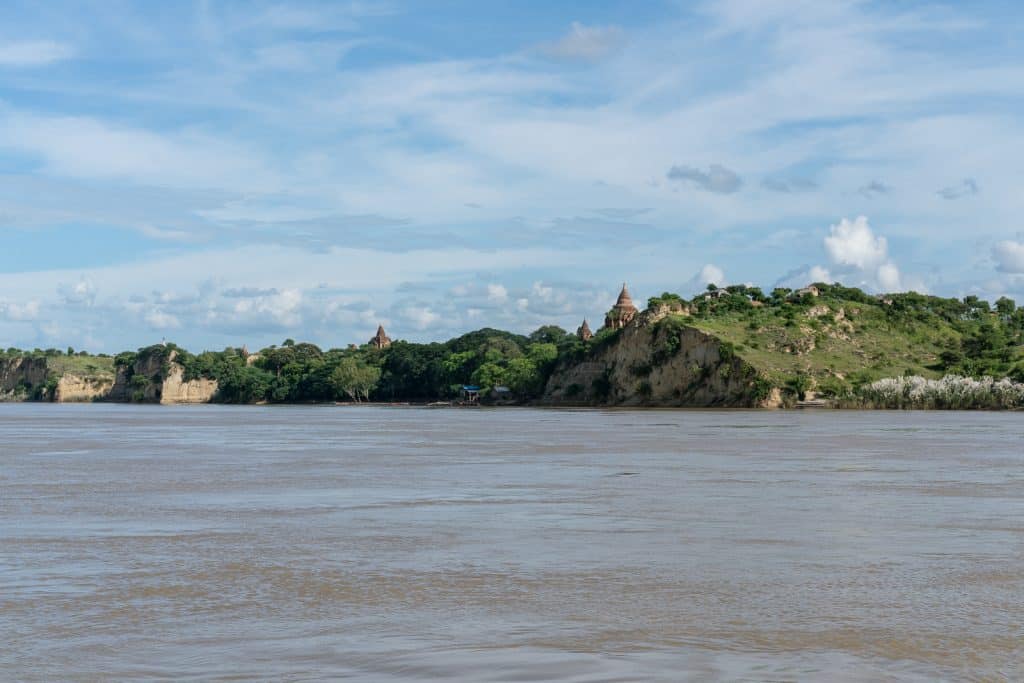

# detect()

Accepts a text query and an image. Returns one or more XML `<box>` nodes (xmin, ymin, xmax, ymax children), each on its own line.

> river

<box><xmin>2</xmin><ymin>405</ymin><xmax>1022</xmax><ymax>680</ymax></box>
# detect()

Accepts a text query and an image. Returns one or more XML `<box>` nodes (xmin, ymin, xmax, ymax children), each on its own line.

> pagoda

<box><xmin>604</xmin><ymin>283</ymin><xmax>639</xmax><ymax>330</ymax></box>
<box><xmin>577</xmin><ymin>319</ymin><xmax>593</xmax><ymax>341</ymax></box>
<box><xmin>368</xmin><ymin>324</ymin><xmax>392</xmax><ymax>349</ymax></box>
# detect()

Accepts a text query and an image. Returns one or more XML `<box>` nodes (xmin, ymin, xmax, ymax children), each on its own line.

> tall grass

<box><xmin>856</xmin><ymin>375</ymin><xmax>1024</xmax><ymax>410</ymax></box>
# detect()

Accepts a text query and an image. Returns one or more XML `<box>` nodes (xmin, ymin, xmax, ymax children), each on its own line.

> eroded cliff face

<box><xmin>543</xmin><ymin>313</ymin><xmax>779</xmax><ymax>407</ymax></box>
<box><xmin>0</xmin><ymin>357</ymin><xmax>49</xmax><ymax>400</ymax></box>
<box><xmin>109</xmin><ymin>350</ymin><xmax>217</xmax><ymax>404</ymax></box>
<box><xmin>53</xmin><ymin>375</ymin><xmax>114</xmax><ymax>402</ymax></box>
<box><xmin>160</xmin><ymin>363</ymin><xmax>218</xmax><ymax>404</ymax></box>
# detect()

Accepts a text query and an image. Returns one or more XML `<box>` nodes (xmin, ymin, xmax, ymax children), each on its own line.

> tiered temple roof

<box><xmin>368</xmin><ymin>324</ymin><xmax>392</xmax><ymax>349</ymax></box>
<box><xmin>604</xmin><ymin>283</ymin><xmax>639</xmax><ymax>330</ymax></box>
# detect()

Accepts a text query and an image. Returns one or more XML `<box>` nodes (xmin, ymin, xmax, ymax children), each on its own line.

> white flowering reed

<box><xmin>858</xmin><ymin>375</ymin><xmax>1024</xmax><ymax>410</ymax></box>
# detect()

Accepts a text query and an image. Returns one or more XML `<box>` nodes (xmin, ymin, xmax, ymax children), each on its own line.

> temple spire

<box><xmin>368</xmin><ymin>324</ymin><xmax>392</xmax><ymax>349</ymax></box>
<box><xmin>605</xmin><ymin>281</ymin><xmax>639</xmax><ymax>330</ymax></box>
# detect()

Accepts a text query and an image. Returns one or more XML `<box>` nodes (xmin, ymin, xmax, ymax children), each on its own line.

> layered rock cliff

<box><xmin>53</xmin><ymin>375</ymin><xmax>114</xmax><ymax>402</ymax></box>
<box><xmin>160</xmin><ymin>363</ymin><xmax>218</xmax><ymax>404</ymax></box>
<box><xmin>0</xmin><ymin>357</ymin><xmax>49</xmax><ymax>400</ymax></box>
<box><xmin>1</xmin><ymin>349</ymin><xmax>216</xmax><ymax>403</ymax></box>
<box><xmin>543</xmin><ymin>312</ymin><xmax>780</xmax><ymax>407</ymax></box>
<box><xmin>110</xmin><ymin>349</ymin><xmax>218</xmax><ymax>404</ymax></box>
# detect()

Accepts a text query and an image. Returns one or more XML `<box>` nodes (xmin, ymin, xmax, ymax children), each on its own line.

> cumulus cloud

<box><xmin>858</xmin><ymin>180</ymin><xmax>891</xmax><ymax>198</ymax></box>
<box><xmin>227</xmin><ymin>288</ymin><xmax>303</xmax><ymax>327</ymax></box>
<box><xmin>541</xmin><ymin>22</ymin><xmax>624</xmax><ymax>62</ymax></box>
<box><xmin>0</xmin><ymin>299</ymin><xmax>40</xmax><ymax>321</ymax></box>
<box><xmin>820</xmin><ymin>216</ymin><xmax>904</xmax><ymax>292</ymax></box>
<box><xmin>486</xmin><ymin>283</ymin><xmax>508</xmax><ymax>302</ymax></box>
<box><xmin>824</xmin><ymin>216</ymin><xmax>889</xmax><ymax>270</ymax></box>
<box><xmin>531</xmin><ymin>281</ymin><xmax>554</xmax><ymax>301</ymax></box>
<box><xmin>667</xmin><ymin>164</ymin><xmax>743</xmax><ymax>194</ymax></box>
<box><xmin>993</xmin><ymin>240</ymin><xmax>1024</xmax><ymax>273</ymax></box>
<box><xmin>684</xmin><ymin>264</ymin><xmax>727</xmax><ymax>294</ymax></box>
<box><xmin>58</xmin><ymin>278</ymin><xmax>96</xmax><ymax>306</ymax></box>
<box><xmin>400</xmin><ymin>306</ymin><xmax>440</xmax><ymax>330</ymax></box>
<box><xmin>761</xmin><ymin>176</ymin><xmax>817</xmax><ymax>193</ymax></box>
<box><xmin>937</xmin><ymin>178</ymin><xmax>979</xmax><ymax>200</ymax></box>
<box><xmin>0</xmin><ymin>40</ymin><xmax>73</xmax><ymax>67</ymax></box>
<box><xmin>809</xmin><ymin>265</ymin><xmax>833</xmax><ymax>283</ymax></box>
<box><xmin>876</xmin><ymin>262</ymin><xmax>902</xmax><ymax>291</ymax></box>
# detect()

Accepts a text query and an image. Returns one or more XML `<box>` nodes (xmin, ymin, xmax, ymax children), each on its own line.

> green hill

<box><xmin>2</xmin><ymin>283</ymin><xmax>1022</xmax><ymax>407</ymax></box>
<box><xmin>671</xmin><ymin>284</ymin><xmax>1023</xmax><ymax>397</ymax></box>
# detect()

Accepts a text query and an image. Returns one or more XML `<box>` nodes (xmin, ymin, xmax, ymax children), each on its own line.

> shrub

<box><xmin>857</xmin><ymin>375</ymin><xmax>1024</xmax><ymax>409</ymax></box>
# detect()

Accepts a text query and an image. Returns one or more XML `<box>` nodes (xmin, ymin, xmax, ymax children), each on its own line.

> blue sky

<box><xmin>2</xmin><ymin>0</ymin><xmax>1024</xmax><ymax>352</ymax></box>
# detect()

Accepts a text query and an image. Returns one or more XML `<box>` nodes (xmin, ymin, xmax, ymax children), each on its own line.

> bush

<box><xmin>857</xmin><ymin>375</ymin><xmax>1024</xmax><ymax>409</ymax></box>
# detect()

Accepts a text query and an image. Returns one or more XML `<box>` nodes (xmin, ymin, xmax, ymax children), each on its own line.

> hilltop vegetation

<box><xmin>2</xmin><ymin>282</ymin><xmax>1023</xmax><ymax>406</ymax></box>
<box><xmin>102</xmin><ymin>327</ymin><xmax>573</xmax><ymax>404</ymax></box>
<box><xmin>671</xmin><ymin>283</ymin><xmax>1024</xmax><ymax>398</ymax></box>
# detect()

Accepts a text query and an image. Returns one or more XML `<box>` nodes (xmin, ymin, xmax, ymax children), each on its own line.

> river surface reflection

<box><xmin>2</xmin><ymin>405</ymin><xmax>1022</xmax><ymax>680</ymax></box>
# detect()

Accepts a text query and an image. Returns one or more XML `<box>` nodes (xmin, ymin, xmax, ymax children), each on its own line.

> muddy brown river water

<box><xmin>1</xmin><ymin>404</ymin><xmax>1022</xmax><ymax>681</ymax></box>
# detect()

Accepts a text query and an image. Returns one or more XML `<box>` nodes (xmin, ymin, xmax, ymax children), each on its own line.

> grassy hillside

<box><xmin>3</xmin><ymin>282</ymin><xmax>1021</xmax><ymax>406</ymax></box>
<box><xmin>45</xmin><ymin>353</ymin><xmax>116</xmax><ymax>380</ymax></box>
<box><xmin>655</xmin><ymin>284</ymin><xmax>1024</xmax><ymax>398</ymax></box>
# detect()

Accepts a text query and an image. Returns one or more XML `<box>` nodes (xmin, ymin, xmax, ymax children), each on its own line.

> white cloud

<box><xmin>0</xmin><ymin>299</ymin><xmax>40</xmax><ymax>321</ymax></box>
<box><xmin>144</xmin><ymin>310</ymin><xmax>181</xmax><ymax>330</ymax></box>
<box><xmin>0</xmin><ymin>110</ymin><xmax>279</xmax><ymax>191</ymax></box>
<box><xmin>876</xmin><ymin>262</ymin><xmax>902</xmax><ymax>291</ymax></box>
<box><xmin>486</xmin><ymin>283</ymin><xmax>508</xmax><ymax>302</ymax></box>
<box><xmin>809</xmin><ymin>265</ymin><xmax>833</xmax><ymax>283</ymax></box>
<box><xmin>228</xmin><ymin>288</ymin><xmax>303</xmax><ymax>327</ymax></box>
<box><xmin>822</xmin><ymin>216</ymin><xmax>908</xmax><ymax>292</ymax></box>
<box><xmin>993</xmin><ymin>240</ymin><xmax>1024</xmax><ymax>274</ymax></box>
<box><xmin>0</xmin><ymin>40</ymin><xmax>73</xmax><ymax>67</ymax></box>
<box><xmin>824</xmin><ymin>216</ymin><xmax>889</xmax><ymax>270</ymax></box>
<box><xmin>401</xmin><ymin>306</ymin><xmax>440</xmax><ymax>330</ymax></box>
<box><xmin>58</xmin><ymin>278</ymin><xmax>97</xmax><ymax>306</ymax></box>
<box><xmin>531</xmin><ymin>281</ymin><xmax>554</xmax><ymax>301</ymax></box>
<box><xmin>541</xmin><ymin>22</ymin><xmax>624</xmax><ymax>62</ymax></box>
<box><xmin>684</xmin><ymin>264</ymin><xmax>727</xmax><ymax>294</ymax></box>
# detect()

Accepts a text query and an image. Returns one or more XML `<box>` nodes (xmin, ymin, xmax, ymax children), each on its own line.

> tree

<box><xmin>529</xmin><ymin>325</ymin><xmax>571</xmax><ymax>345</ymax></box>
<box><xmin>995</xmin><ymin>296</ymin><xmax>1017</xmax><ymax>317</ymax></box>
<box><xmin>471</xmin><ymin>361</ymin><xmax>507</xmax><ymax>390</ymax></box>
<box><xmin>331</xmin><ymin>357</ymin><xmax>381</xmax><ymax>402</ymax></box>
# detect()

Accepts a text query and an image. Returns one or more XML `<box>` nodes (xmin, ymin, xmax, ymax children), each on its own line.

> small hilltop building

<box><xmin>368</xmin><ymin>324</ymin><xmax>392</xmax><ymax>349</ymax></box>
<box><xmin>604</xmin><ymin>283</ymin><xmax>639</xmax><ymax>330</ymax></box>
<box><xmin>577</xmin><ymin>319</ymin><xmax>593</xmax><ymax>342</ymax></box>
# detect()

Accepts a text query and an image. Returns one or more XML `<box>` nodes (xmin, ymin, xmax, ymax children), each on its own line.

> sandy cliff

<box><xmin>160</xmin><ymin>362</ymin><xmax>218</xmax><ymax>404</ymax></box>
<box><xmin>109</xmin><ymin>349</ymin><xmax>218</xmax><ymax>404</ymax></box>
<box><xmin>0</xmin><ymin>357</ymin><xmax>49</xmax><ymax>400</ymax></box>
<box><xmin>53</xmin><ymin>375</ymin><xmax>114</xmax><ymax>402</ymax></box>
<box><xmin>543</xmin><ymin>311</ymin><xmax>780</xmax><ymax>407</ymax></box>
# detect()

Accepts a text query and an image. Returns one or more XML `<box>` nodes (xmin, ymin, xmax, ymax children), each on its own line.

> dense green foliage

<box><xmin>4</xmin><ymin>282</ymin><xmax>1023</xmax><ymax>405</ymax></box>
<box><xmin>679</xmin><ymin>282</ymin><xmax>1024</xmax><ymax>398</ymax></box>
<box><xmin>95</xmin><ymin>326</ymin><xmax>579</xmax><ymax>403</ymax></box>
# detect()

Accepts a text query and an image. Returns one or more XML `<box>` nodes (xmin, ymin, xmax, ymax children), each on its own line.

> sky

<box><xmin>1</xmin><ymin>0</ymin><xmax>1023</xmax><ymax>353</ymax></box>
